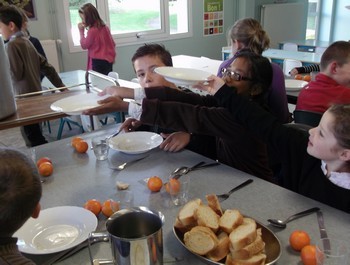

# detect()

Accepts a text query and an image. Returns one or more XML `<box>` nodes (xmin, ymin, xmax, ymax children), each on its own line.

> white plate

<box><xmin>285</xmin><ymin>79</ymin><xmax>308</xmax><ymax>91</ymax></box>
<box><xmin>14</xmin><ymin>206</ymin><xmax>97</xmax><ymax>254</ymax></box>
<box><xmin>50</xmin><ymin>93</ymin><xmax>109</xmax><ymax>115</ymax></box>
<box><xmin>109</xmin><ymin>131</ymin><xmax>163</xmax><ymax>154</ymax></box>
<box><xmin>154</xmin><ymin>67</ymin><xmax>211</xmax><ymax>86</ymax></box>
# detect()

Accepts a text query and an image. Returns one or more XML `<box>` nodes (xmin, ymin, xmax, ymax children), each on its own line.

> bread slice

<box><xmin>194</xmin><ymin>205</ymin><xmax>220</xmax><ymax>232</ymax></box>
<box><xmin>225</xmin><ymin>253</ymin><xmax>266</xmax><ymax>265</ymax></box>
<box><xmin>178</xmin><ymin>198</ymin><xmax>202</xmax><ymax>226</ymax></box>
<box><xmin>174</xmin><ymin>216</ymin><xmax>196</xmax><ymax>234</ymax></box>
<box><xmin>206</xmin><ymin>231</ymin><xmax>230</xmax><ymax>262</ymax></box>
<box><xmin>219</xmin><ymin>209</ymin><xmax>244</xmax><ymax>234</ymax></box>
<box><xmin>206</xmin><ymin>194</ymin><xmax>223</xmax><ymax>216</ymax></box>
<box><xmin>184</xmin><ymin>226</ymin><xmax>218</xmax><ymax>255</ymax></box>
<box><xmin>229</xmin><ymin>218</ymin><xmax>257</xmax><ymax>251</ymax></box>
<box><xmin>230</xmin><ymin>229</ymin><xmax>265</xmax><ymax>260</ymax></box>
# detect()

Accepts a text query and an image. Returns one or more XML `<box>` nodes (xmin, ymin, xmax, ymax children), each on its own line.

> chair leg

<box><xmin>57</xmin><ymin>118</ymin><xmax>66</xmax><ymax>140</ymax></box>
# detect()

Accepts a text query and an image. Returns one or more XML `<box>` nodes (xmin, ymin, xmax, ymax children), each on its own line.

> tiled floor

<box><xmin>0</xmin><ymin>119</ymin><xmax>83</xmax><ymax>150</ymax></box>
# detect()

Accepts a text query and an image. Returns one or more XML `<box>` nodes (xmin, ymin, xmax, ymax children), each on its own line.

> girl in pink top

<box><xmin>78</xmin><ymin>3</ymin><xmax>116</xmax><ymax>75</ymax></box>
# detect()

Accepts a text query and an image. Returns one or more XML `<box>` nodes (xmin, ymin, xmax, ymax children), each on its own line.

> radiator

<box><xmin>40</xmin><ymin>39</ymin><xmax>61</xmax><ymax>72</ymax></box>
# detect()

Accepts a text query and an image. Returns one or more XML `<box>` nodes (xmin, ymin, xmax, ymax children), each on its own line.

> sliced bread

<box><xmin>206</xmin><ymin>194</ymin><xmax>223</xmax><ymax>216</ymax></box>
<box><xmin>194</xmin><ymin>204</ymin><xmax>220</xmax><ymax>232</ymax></box>
<box><xmin>219</xmin><ymin>209</ymin><xmax>244</xmax><ymax>234</ymax></box>
<box><xmin>178</xmin><ymin>198</ymin><xmax>202</xmax><ymax>226</ymax></box>
<box><xmin>184</xmin><ymin>226</ymin><xmax>219</xmax><ymax>255</ymax></box>
<box><xmin>229</xmin><ymin>218</ymin><xmax>257</xmax><ymax>251</ymax></box>
<box><xmin>206</xmin><ymin>231</ymin><xmax>230</xmax><ymax>262</ymax></box>
<box><xmin>225</xmin><ymin>252</ymin><xmax>266</xmax><ymax>265</ymax></box>
<box><xmin>230</xmin><ymin>229</ymin><xmax>265</xmax><ymax>260</ymax></box>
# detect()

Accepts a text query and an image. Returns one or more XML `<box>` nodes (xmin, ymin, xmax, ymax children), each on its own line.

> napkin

<box><xmin>0</xmin><ymin>35</ymin><xmax>16</xmax><ymax>120</ymax></box>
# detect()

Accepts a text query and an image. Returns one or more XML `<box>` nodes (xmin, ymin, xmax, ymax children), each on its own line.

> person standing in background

<box><xmin>0</xmin><ymin>5</ymin><xmax>66</xmax><ymax>147</ymax></box>
<box><xmin>78</xmin><ymin>3</ymin><xmax>116</xmax><ymax>75</ymax></box>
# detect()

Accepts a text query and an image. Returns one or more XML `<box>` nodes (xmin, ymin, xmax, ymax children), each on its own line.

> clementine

<box><xmin>84</xmin><ymin>199</ymin><xmax>102</xmax><ymax>216</ymax></box>
<box><xmin>303</xmin><ymin>75</ymin><xmax>312</xmax><ymax>82</ymax></box>
<box><xmin>165</xmin><ymin>178</ymin><xmax>181</xmax><ymax>195</ymax></box>
<box><xmin>36</xmin><ymin>157</ymin><xmax>52</xmax><ymax>168</ymax></box>
<box><xmin>38</xmin><ymin>161</ymin><xmax>53</xmax><ymax>177</ymax></box>
<box><xmin>295</xmin><ymin>74</ymin><xmax>303</xmax><ymax>80</ymax></box>
<box><xmin>147</xmin><ymin>176</ymin><xmax>163</xmax><ymax>192</ymax></box>
<box><xmin>300</xmin><ymin>245</ymin><xmax>317</xmax><ymax>265</ymax></box>
<box><xmin>75</xmin><ymin>140</ymin><xmax>88</xmax><ymax>153</ymax></box>
<box><xmin>71</xmin><ymin>136</ymin><xmax>84</xmax><ymax>148</ymax></box>
<box><xmin>101</xmin><ymin>199</ymin><xmax>120</xmax><ymax>217</ymax></box>
<box><xmin>289</xmin><ymin>230</ymin><xmax>311</xmax><ymax>251</ymax></box>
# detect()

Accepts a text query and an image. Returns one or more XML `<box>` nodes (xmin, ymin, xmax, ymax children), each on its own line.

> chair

<box><xmin>57</xmin><ymin>117</ymin><xmax>84</xmax><ymax>140</ymax></box>
<box><xmin>283</xmin><ymin>59</ymin><xmax>302</xmax><ymax>76</ymax></box>
<box><xmin>293</xmin><ymin>110</ymin><xmax>322</xmax><ymax>127</ymax></box>
<box><xmin>282</xmin><ymin>42</ymin><xmax>298</xmax><ymax>51</ymax></box>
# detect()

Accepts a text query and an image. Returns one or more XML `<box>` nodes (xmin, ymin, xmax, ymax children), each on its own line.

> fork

<box><xmin>108</xmin><ymin>155</ymin><xmax>149</xmax><ymax>170</ymax></box>
<box><xmin>216</xmin><ymin>179</ymin><xmax>253</xmax><ymax>202</ymax></box>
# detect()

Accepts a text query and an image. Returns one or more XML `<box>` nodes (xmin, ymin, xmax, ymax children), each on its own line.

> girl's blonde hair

<box><xmin>228</xmin><ymin>18</ymin><xmax>270</xmax><ymax>55</ymax></box>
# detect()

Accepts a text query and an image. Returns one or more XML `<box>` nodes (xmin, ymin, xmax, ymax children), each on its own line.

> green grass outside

<box><xmin>70</xmin><ymin>9</ymin><xmax>177</xmax><ymax>32</ymax></box>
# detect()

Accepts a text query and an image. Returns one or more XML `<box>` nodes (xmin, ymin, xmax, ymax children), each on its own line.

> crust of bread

<box><xmin>206</xmin><ymin>194</ymin><xmax>223</xmax><ymax>216</ymax></box>
<box><xmin>219</xmin><ymin>209</ymin><xmax>244</xmax><ymax>234</ymax></box>
<box><xmin>230</xmin><ymin>230</ymin><xmax>265</xmax><ymax>260</ymax></box>
<box><xmin>178</xmin><ymin>198</ymin><xmax>202</xmax><ymax>226</ymax></box>
<box><xmin>174</xmin><ymin>216</ymin><xmax>196</xmax><ymax>234</ymax></box>
<box><xmin>194</xmin><ymin>205</ymin><xmax>220</xmax><ymax>232</ymax></box>
<box><xmin>184</xmin><ymin>226</ymin><xmax>219</xmax><ymax>255</ymax></box>
<box><xmin>229</xmin><ymin>218</ymin><xmax>257</xmax><ymax>251</ymax></box>
<box><xmin>206</xmin><ymin>231</ymin><xmax>230</xmax><ymax>262</ymax></box>
<box><xmin>225</xmin><ymin>253</ymin><xmax>266</xmax><ymax>265</ymax></box>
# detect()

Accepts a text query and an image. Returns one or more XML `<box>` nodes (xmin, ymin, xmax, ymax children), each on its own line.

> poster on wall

<box><xmin>203</xmin><ymin>0</ymin><xmax>224</xmax><ymax>36</ymax></box>
<box><xmin>0</xmin><ymin>0</ymin><xmax>36</xmax><ymax>20</ymax></box>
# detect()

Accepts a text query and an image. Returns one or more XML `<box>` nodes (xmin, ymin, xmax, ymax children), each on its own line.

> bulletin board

<box><xmin>261</xmin><ymin>3</ymin><xmax>306</xmax><ymax>48</ymax></box>
<box><xmin>203</xmin><ymin>0</ymin><xmax>224</xmax><ymax>36</ymax></box>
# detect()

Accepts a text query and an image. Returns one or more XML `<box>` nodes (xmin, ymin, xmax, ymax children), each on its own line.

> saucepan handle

<box><xmin>88</xmin><ymin>232</ymin><xmax>112</xmax><ymax>265</ymax></box>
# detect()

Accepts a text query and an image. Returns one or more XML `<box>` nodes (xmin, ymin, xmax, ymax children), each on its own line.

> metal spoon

<box><xmin>268</xmin><ymin>207</ymin><xmax>320</xmax><ymax>229</ymax></box>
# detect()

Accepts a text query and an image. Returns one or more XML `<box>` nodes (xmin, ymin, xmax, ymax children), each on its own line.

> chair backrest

<box><xmin>283</xmin><ymin>59</ymin><xmax>302</xmax><ymax>76</ymax></box>
<box><xmin>282</xmin><ymin>42</ymin><xmax>298</xmax><ymax>51</ymax></box>
<box><xmin>293</xmin><ymin>110</ymin><xmax>323</xmax><ymax>127</ymax></box>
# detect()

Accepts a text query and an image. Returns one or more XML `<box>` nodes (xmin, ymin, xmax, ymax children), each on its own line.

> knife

<box><xmin>316</xmin><ymin>210</ymin><xmax>331</xmax><ymax>252</ymax></box>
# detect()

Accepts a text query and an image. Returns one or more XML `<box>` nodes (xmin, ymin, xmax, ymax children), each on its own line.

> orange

<box><xmin>36</xmin><ymin>157</ymin><xmax>52</xmax><ymax>168</ymax></box>
<box><xmin>295</xmin><ymin>74</ymin><xmax>303</xmax><ymax>80</ymax></box>
<box><xmin>101</xmin><ymin>199</ymin><xmax>120</xmax><ymax>217</ymax></box>
<box><xmin>71</xmin><ymin>137</ymin><xmax>84</xmax><ymax>148</ymax></box>
<box><xmin>165</xmin><ymin>178</ymin><xmax>181</xmax><ymax>195</ymax></box>
<box><xmin>300</xmin><ymin>245</ymin><xmax>316</xmax><ymax>265</ymax></box>
<box><xmin>84</xmin><ymin>199</ymin><xmax>102</xmax><ymax>216</ymax></box>
<box><xmin>289</xmin><ymin>230</ymin><xmax>311</xmax><ymax>251</ymax></box>
<box><xmin>147</xmin><ymin>176</ymin><xmax>163</xmax><ymax>192</ymax></box>
<box><xmin>303</xmin><ymin>75</ymin><xmax>312</xmax><ymax>82</ymax></box>
<box><xmin>75</xmin><ymin>140</ymin><xmax>88</xmax><ymax>153</ymax></box>
<box><xmin>38</xmin><ymin>161</ymin><xmax>53</xmax><ymax>177</ymax></box>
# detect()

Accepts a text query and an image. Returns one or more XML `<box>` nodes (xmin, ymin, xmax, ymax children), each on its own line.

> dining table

<box><xmin>20</xmin><ymin>125</ymin><xmax>350</xmax><ymax>265</ymax></box>
<box><xmin>278</xmin><ymin>40</ymin><xmax>330</xmax><ymax>53</ymax></box>
<box><xmin>262</xmin><ymin>49</ymin><xmax>322</xmax><ymax>66</ymax></box>
<box><xmin>0</xmin><ymin>70</ymin><xmax>141</xmax><ymax>131</ymax></box>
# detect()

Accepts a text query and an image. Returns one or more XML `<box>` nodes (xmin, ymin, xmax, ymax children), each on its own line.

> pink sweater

<box><xmin>79</xmin><ymin>25</ymin><xmax>116</xmax><ymax>70</ymax></box>
<box><xmin>296</xmin><ymin>73</ymin><xmax>350</xmax><ymax>113</ymax></box>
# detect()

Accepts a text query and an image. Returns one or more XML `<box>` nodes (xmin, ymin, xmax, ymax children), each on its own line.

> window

<box><xmin>306</xmin><ymin>0</ymin><xmax>319</xmax><ymax>40</ymax></box>
<box><xmin>63</xmin><ymin>0</ymin><xmax>192</xmax><ymax>52</ymax></box>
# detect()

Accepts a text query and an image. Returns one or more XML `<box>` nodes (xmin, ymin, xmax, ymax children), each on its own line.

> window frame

<box><xmin>63</xmin><ymin>0</ymin><xmax>193</xmax><ymax>53</ymax></box>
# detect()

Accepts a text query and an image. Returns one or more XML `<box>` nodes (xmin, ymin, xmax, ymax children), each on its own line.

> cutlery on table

<box><xmin>268</xmin><ymin>207</ymin><xmax>320</xmax><ymax>229</ymax></box>
<box><xmin>170</xmin><ymin>161</ymin><xmax>221</xmax><ymax>179</ymax></box>
<box><xmin>317</xmin><ymin>210</ymin><xmax>331</xmax><ymax>252</ymax></box>
<box><xmin>108</xmin><ymin>155</ymin><xmax>149</xmax><ymax>170</ymax></box>
<box><xmin>216</xmin><ymin>179</ymin><xmax>253</xmax><ymax>202</ymax></box>
<box><xmin>105</xmin><ymin>128</ymin><xmax>122</xmax><ymax>142</ymax></box>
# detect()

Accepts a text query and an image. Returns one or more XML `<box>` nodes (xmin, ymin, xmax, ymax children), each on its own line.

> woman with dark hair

<box><xmin>78</xmin><ymin>3</ymin><xmax>116</xmax><ymax>75</ymax></box>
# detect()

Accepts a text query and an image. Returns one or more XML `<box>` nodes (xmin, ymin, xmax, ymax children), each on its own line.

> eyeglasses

<box><xmin>221</xmin><ymin>68</ymin><xmax>254</xmax><ymax>81</ymax></box>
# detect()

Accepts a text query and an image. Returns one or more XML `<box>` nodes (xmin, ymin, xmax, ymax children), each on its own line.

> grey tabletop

<box><xmin>22</xmin><ymin>125</ymin><xmax>350</xmax><ymax>265</ymax></box>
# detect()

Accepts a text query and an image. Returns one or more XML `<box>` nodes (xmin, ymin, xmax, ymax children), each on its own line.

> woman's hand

<box><xmin>193</xmin><ymin>75</ymin><xmax>225</xmax><ymax>95</ymax></box>
<box><xmin>159</xmin><ymin>132</ymin><xmax>190</xmax><ymax>152</ymax></box>
<box><xmin>78</xmin><ymin>22</ymin><xmax>85</xmax><ymax>30</ymax></box>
